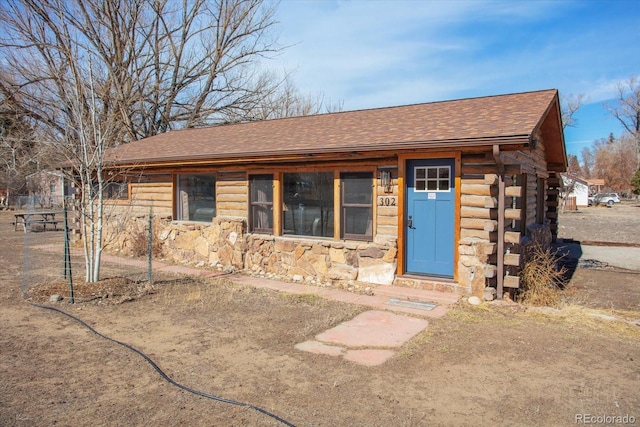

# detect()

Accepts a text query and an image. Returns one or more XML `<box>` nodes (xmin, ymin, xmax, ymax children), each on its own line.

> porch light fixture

<box><xmin>379</xmin><ymin>170</ymin><xmax>393</xmax><ymax>194</ymax></box>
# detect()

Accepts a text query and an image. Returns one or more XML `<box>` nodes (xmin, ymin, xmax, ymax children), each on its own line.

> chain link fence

<box><xmin>18</xmin><ymin>197</ymin><xmax>175</xmax><ymax>303</ymax></box>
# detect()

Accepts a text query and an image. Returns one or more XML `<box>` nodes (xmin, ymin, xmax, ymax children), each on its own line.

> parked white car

<box><xmin>588</xmin><ymin>193</ymin><xmax>620</xmax><ymax>207</ymax></box>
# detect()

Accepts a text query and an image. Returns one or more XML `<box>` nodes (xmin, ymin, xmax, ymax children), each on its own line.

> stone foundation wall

<box><xmin>105</xmin><ymin>215</ymin><xmax>398</xmax><ymax>289</ymax></box>
<box><xmin>164</xmin><ymin>218</ymin><xmax>247</xmax><ymax>269</ymax></box>
<box><xmin>245</xmin><ymin>235</ymin><xmax>397</xmax><ymax>287</ymax></box>
<box><xmin>458</xmin><ymin>238</ymin><xmax>497</xmax><ymax>297</ymax></box>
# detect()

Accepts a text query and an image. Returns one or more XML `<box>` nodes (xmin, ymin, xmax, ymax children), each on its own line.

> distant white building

<box><xmin>586</xmin><ymin>178</ymin><xmax>605</xmax><ymax>195</ymax></box>
<box><xmin>561</xmin><ymin>174</ymin><xmax>589</xmax><ymax>208</ymax></box>
<box><xmin>26</xmin><ymin>170</ymin><xmax>74</xmax><ymax>208</ymax></box>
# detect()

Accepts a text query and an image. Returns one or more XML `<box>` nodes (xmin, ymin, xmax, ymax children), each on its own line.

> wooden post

<box><xmin>497</xmin><ymin>175</ymin><xmax>505</xmax><ymax>300</ymax></box>
<box><xmin>493</xmin><ymin>145</ymin><xmax>505</xmax><ymax>300</ymax></box>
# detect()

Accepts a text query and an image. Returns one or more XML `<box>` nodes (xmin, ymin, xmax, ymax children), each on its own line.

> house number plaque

<box><xmin>378</xmin><ymin>196</ymin><xmax>397</xmax><ymax>206</ymax></box>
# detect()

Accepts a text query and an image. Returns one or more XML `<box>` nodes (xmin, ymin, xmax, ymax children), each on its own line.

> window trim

<box><xmin>414</xmin><ymin>165</ymin><xmax>451</xmax><ymax>192</ymax></box>
<box><xmin>248</xmin><ymin>166</ymin><xmax>376</xmax><ymax>242</ymax></box>
<box><xmin>249</xmin><ymin>174</ymin><xmax>274</xmax><ymax>234</ymax></box>
<box><xmin>281</xmin><ymin>171</ymin><xmax>335</xmax><ymax>238</ymax></box>
<box><xmin>97</xmin><ymin>181</ymin><xmax>129</xmax><ymax>201</ymax></box>
<box><xmin>341</xmin><ymin>171</ymin><xmax>374</xmax><ymax>241</ymax></box>
<box><xmin>174</xmin><ymin>172</ymin><xmax>217</xmax><ymax>223</ymax></box>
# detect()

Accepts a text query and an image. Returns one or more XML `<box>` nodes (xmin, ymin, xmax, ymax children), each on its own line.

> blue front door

<box><xmin>406</xmin><ymin>158</ymin><xmax>455</xmax><ymax>277</ymax></box>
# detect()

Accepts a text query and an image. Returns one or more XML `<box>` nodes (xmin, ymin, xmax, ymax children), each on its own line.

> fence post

<box><xmin>147</xmin><ymin>205</ymin><xmax>153</xmax><ymax>285</ymax></box>
<box><xmin>63</xmin><ymin>199</ymin><xmax>74</xmax><ymax>303</ymax></box>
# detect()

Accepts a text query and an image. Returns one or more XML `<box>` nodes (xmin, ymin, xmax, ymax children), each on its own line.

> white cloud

<box><xmin>275</xmin><ymin>1</ymin><xmax>578</xmax><ymax>107</ymax></box>
<box><xmin>273</xmin><ymin>0</ymin><xmax>639</xmax><ymax>118</ymax></box>
<box><xmin>581</xmin><ymin>78</ymin><xmax>630</xmax><ymax>104</ymax></box>
<box><xmin>269</xmin><ymin>0</ymin><xmax>640</xmax><ymax>159</ymax></box>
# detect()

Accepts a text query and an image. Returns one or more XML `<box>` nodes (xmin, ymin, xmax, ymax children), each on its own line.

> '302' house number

<box><xmin>378</xmin><ymin>196</ymin><xmax>397</xmax><ymax>206</ymax></box>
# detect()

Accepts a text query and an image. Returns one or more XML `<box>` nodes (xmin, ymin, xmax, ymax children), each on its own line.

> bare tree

<box><xmin>0</xmin><ymin>95</ymin><xmax>41</xmax><ymax>205</ymax></box>
<box><xmin>588</xmin><ymin>134</ymin><xmax>636</xmax><ymax>195</ymax></box>
<box><xmin>606</xmin><ymin>76</ymin><xmax>640</xmax><ymax>168</ymax></box>
<box><xmin>221</xmin><ymin>73</ymin><xmax>344</xmax><ymax>122</ymax></box>
<box><xmin>560</xmin><ymin>154</ymin><xmax>582</xmax><ymax>212</ymax></box>
<box><xmin>580</xmin><ymin>146</ymin><xmax>594</xmax><ymax>179</ymax></box>
<box><xmin>560</xmin><ymin>93</ymin><xmax>584</xmax><ymax>129</ymax></box>
<box><xmin>0</xmin><ymin>0</ymin><xmax>285</xmax><ymax>282</ymax></box>
<box><xmin>0</xmin><ymin>0</ymin><xmax>283</xmax><ymax>139</ymax></box>
<box><xmin>558</xmin><ymin>93</ymin><xmax>584</xmax><ymax>211</ymax></box>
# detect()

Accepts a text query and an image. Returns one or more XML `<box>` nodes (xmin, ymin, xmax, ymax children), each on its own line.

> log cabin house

<box><xmin>101</xmin><ymin>89</ymin><xmax>567</xmax><ymax>299</ymax></box>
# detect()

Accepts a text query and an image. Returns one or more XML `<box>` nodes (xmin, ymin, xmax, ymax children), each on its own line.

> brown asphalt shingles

<box><xmin>108</xmin><ymin>89</ymin><xmax>559</xmax><ymax>165</ymax></box>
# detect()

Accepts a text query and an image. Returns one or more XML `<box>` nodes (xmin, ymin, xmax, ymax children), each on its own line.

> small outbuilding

<box><xmin>101</xmin><ymin>89</ymin><xmax>567</xmax><ymax>299</ymax></box>
<box><xmin>561</xmin><ymin>174</ymin><xmax>589</xmax><ymax>208</ymax></box>
<box><xmin>26</xmin><ymin>170</ymin><xmax>71</xmax><ymax>208</ymax></box>
<box><xmin>586</xmin><ymin>178</ymin><xmax>605</xmax><ymax>195</ymax></box>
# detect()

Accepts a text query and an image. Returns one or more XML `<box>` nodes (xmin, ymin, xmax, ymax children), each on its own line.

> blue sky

<box><xmin>272</xmin><ymin>0</ymin><xmax>639</xmax><ymax>160</ymax></box>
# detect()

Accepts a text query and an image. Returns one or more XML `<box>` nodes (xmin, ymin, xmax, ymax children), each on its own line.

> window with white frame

<box><xmin>176</xmin><ymin>174</ymin><xmax>216</xmax><ymax>222</ymax></box>
<box><xmin>415</xmin><ymin>166</ymin><xmax>450</xmax><ymax>192</ymax></box>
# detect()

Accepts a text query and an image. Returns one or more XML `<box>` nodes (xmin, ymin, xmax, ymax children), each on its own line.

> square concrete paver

<box><xmin>315</xmin><ymin>310</ymin><xmax>429</xmax><ymax>348</ymax></box>
<box><xmin>343</xmin><ymin>349</ymin><xmax>396</xmax><ymax>367</ymax></box>
<box><xmin>294</xmin><ymin>340</ymin><xmax>345</xmax><ymax>356</ymax></box>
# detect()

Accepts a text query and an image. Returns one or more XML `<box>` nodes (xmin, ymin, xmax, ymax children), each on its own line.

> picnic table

<box><xmin>13</xmin><ymin>211</ymin><xmax>62</xmax><ymax>233</ymax></box>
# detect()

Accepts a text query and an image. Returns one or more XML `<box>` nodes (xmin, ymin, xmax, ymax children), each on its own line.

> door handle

<box><xmin>408</xmin><ymin>215</ymin><xmax>415</xmax><ymax>229</ymax></box>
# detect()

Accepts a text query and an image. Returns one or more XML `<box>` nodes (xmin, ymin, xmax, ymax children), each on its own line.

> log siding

<box><xmin>99</xmin><ymin>139</ymin><xmax>557</xmax><ymax>300</ymax></box>
<box><xmin>96</xmin><ymin>90</ymin><xmax>565</xmax><ymax>299</ymax></box>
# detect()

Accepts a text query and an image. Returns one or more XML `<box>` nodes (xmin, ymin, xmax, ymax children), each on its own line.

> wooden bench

<box><xmin>14</xmin><ymin>212</ymin><xmax>61</xmax><ymax>232</ymax></box>
<box><xmin>39</xmin><ymin>219</ymin><xmax>62</xmax><ymax>231</ymax></box>
<box><xmin>12</xmin><ymin>219</ymin><xmax>26</xmax><ymax>232</ymax></box>
<box><xmin>25</xmin><ymin>219</ymin><xmax>63</xmax><ymax>232</ymax></box>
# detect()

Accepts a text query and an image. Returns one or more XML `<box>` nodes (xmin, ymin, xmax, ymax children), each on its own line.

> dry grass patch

<box><xmin>540</xmin><ymin>304</ymin><xmax>640</xmax><ymax>340</ymax></box>
<box><xmin>277</xmin><ymin>292</ymin><xmax>325</xmax><ymax>306</ymax></box>
<box><xmin>387</xmin><ymin>292</ymin><xmax>640</xmax><ymax>364</ymax></box>
<box><xmin>156</xmin><ymin>277</ymin><xmax>242</xmax><ymax>308</ymax></box>
<box><xmin>517</xmin><ymin>245</ymin><xmax>567</xmax><ymax>307</ymax></box>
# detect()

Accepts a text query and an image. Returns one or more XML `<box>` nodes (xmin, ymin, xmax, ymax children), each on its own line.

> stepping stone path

<box><xmin>295</xmin><ymin>310</ymin><xmax>430</xmax><ymax>366</ymax></box>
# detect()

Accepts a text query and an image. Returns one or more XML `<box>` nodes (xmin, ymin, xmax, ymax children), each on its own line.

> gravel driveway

<box><xmin>557</xmin><ymin>202</ymin><xmax>640</xmax><ymax>271</ymax></box>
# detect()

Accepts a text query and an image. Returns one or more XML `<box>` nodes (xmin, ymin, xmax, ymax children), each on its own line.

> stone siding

<box><xmin>246</xmin><ymin>235</ymin><xmax>397</xmax><ymax>287</ymax></box>
<box><xmin>106</xmin><ymin>216</ymin><xmax>398</xmax><ymax>289</ymax></box>
<box><xmin>98</xmin><ymin>169</ymin><xmax>550</xmax><ymax>297</ymax></box>
<box><xmin>457</xmin><ymin>238</ymin><xmax>497</xmax><ymax>297</ymax></box>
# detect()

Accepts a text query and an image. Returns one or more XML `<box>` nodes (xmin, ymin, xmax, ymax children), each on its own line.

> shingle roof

<box><xmin>108</xmin><ymin>89</ymin><xmax>563</xmax><ymax>166</ymax></box>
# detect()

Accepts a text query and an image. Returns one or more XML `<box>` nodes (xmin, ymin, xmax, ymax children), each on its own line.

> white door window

<box><xmin>414</xmin><ymin>166</ymin><xmax>450</xmax><ymax>192</ymax></box>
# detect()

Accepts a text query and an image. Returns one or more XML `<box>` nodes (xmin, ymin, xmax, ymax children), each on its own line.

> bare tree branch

<box><xmin>605</xmin><ymin>76</ymin><xmax>640</xmax><ymax>169</ymax></box>
<box><xmin>560</xmin><ymin>93</ymin><xmax>584</xmax><ymax>130</ymax></box>
<box><xmin>0</xmin><ymin>0</ymin><xmax>284</xmax><ymax>143</ymax></box>
<box><xmin>1</xmin><ymin>0</ymin><xmax>332</xmax><ymax>281</ymax></box>
<box><xmin>608</xmin><ymin>76</ymin><xmax>640</xmax><ymax>136</ymax></box>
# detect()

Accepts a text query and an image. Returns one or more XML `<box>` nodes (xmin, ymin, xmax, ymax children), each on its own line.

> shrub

<box><xmin>517</xmin><ymin>245</ymin><xmax>567</xmax><ymax>307</ymax></box>
<box><xmin>631</xmin><ymin>168</ymin><xmax>640</xmax><ymax>195</ymax></box>
<box><xmin>129</xmin><ymin>225</ymin><xmax>163</xmax><ymax>258</ymax></box>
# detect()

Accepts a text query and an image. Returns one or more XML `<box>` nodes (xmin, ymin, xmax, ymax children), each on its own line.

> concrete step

<box><xmin>371</xmin><ymin>284</ymin><xmax>461</xmax><ymax>306</ymax></box>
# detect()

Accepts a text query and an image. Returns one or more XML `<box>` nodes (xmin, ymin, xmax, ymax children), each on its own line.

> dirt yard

<box><xmin>1</xmin><ymin>208</ymin><xmax>639</xmax><ymax>426</ymax></box>
<box><xmin>558</xmin><ymin>201</ymin><xmax>640</xmax><ymax>245</ymax></box>
<box><xmin>557</xmin><ymin>201</ymin><xmax>640</xmax><ymax>312</ymax></box>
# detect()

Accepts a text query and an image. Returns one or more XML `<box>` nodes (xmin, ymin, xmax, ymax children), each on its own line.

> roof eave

<box><xmin>107</xmin><ymin>135</ymin><xmax>533</xmax><ymax>168</ymax></box>
<box><xmin>532</xmin><ymin>90</ymin><xmax>567</xmax><ymax>172</ymax></box>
